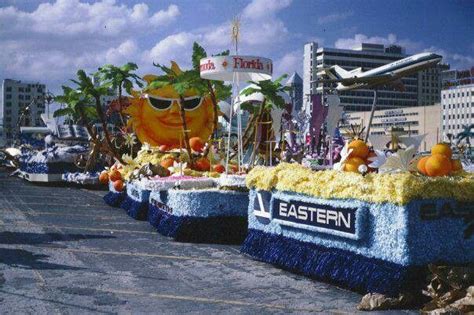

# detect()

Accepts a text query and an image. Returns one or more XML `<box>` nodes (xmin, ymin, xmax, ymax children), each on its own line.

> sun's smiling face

<box><xmin>125</xmin><ymin>73</ymin><xmax>214</xmax><ymax>148</ymax></box>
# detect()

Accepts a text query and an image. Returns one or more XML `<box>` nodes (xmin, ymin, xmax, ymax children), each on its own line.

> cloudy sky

<box><xmin>0</xmin><ymin>0</ymin><xmax>473</xmax><ymax>93</ymax></box>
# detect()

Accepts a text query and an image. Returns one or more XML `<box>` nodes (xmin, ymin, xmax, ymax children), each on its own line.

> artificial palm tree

<box><xmin>54</xmin><ymin>86</ymin><xmax>98</xmax><ymax>140</ymax></box>
<box><xmin>71</xmin><ymin>70</ymin><xmax>124</xmax><ymax>163</ymax></box>
<box><xmin>95</xmin><ymin>62</ymin><xmax>143</xmax><ymax>125</ymax></box>
<box><xmin>239</xmin><ymin>75</ymin><xmax>291</xmax><ymax>166</ymax></box>
<box><xmin>54</xmin><ymin>85</ymin><xmax>100</xmax><ymax>171</ymax></box>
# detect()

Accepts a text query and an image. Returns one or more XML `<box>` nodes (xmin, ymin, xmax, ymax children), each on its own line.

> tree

<box><xmin>95</xmin><ymin>63</ymin><xmax>143</xmax><ymax>125</ymax></box>
<box><xmin>54</xmin><ymin>85</ymin><xmax>100</xmax><ymax>171</ymax></box>
<box><xmin>239</xmin><ymin>75</ymin><xmax>291</xmax><ymax>166</ymax></box>
<box><xmin>54</xmin><ymin>86</ymin><xmax>98</xmax><ymax>138</ymax></box>
<box><xmin>70</xmin><ymin>70</ymin><xmax>124</xmax><ymax>164</ymax></box>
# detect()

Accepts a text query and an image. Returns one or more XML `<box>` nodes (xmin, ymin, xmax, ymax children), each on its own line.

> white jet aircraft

<box><xmin>316</xmin><ymin>52</ymin><xmax>442</xmax><ymax>91</ymax></box>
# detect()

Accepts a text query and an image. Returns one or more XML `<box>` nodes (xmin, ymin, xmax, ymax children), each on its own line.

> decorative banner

<box><xmin>272</xmin><ymin>197</ymin><xmax>357</xmax><ymax>236</ymax></box>
<box><xmin>200</xmin><ymin>55</ymin><xmax>273</xmax><ymax>82</ymax></box>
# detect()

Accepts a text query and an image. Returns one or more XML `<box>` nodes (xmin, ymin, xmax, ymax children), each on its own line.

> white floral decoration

<box><xmin>168</xmin><ymin>161</ymin><xmax>188</xmax><ymax>175</ymax></box>
<box><xmin>367</xmin><ymin>150</ymin><xmax>387</xmax><ymax>169</ymax></box>
<box><xmin>333</xmin><ymin>141</ymin><xmax>353</xmax><ymax>171</ymax></box>
<box><xmin>379</xmin><ymin>145</ymin><xmax>416</xmax><ymax>174</ymax></box>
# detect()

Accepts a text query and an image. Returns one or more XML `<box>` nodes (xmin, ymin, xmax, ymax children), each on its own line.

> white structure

<box><xmin>303</xmin><ymin>42</ymin><xmax>446</xmax><ymax>113</ymax></box>
<box><xmin>1</xmin><ymin>79</ymin><xmax>46</xmax><ymax>145</ymax></box>
<box><xmin>441</xmin><ymin>83</ymin><xmax>474</xmax><ymax>140</ymax></box>
<box><xmin>303</xmin><ymin>42</ymin><xmax>318</xmax><ymax>115</ymax></box>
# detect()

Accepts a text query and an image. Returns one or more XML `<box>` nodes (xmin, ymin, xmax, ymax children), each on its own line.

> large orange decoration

<box><xmin>125</xmin><ymin>62</ymin><xmax>214</xmax><ymax>148</ymax></box>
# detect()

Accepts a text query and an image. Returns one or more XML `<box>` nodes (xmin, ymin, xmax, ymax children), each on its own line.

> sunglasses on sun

<box><xmin>144</xmin><ymin>94</ymin><xmax>203</xmax><ymax>112</ymax></box>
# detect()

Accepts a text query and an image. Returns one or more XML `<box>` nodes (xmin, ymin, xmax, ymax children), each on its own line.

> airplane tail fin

<box><xmin>327</xmin><ymin>65</ymin><xmax>352</xmax><ymax>80</ymax></box>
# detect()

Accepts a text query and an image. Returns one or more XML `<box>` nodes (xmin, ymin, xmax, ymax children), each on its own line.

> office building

<box><xmin>418</xmin><ymin>63</ymin><xmax>450</xmax><ymax>106</ymax></box>
<box><xmin>1</xmin><ymin>79</ymin><xmax>46</xmax><ymax>145</ymax></box>
<box><xmin>286</xmin><ymin>72</ymin><xmax>303</xmax><ymax>114</ymax></box>
<box><xmin>303</xmin><ymin>42</ymin><xmax>446</xmax><ymax>114</ymax></box>
<box><xmin>441</xmin><ymin>80</ymin><xmax>473</xmax><ymax>141</ymax></box>
<box><xmin>342</xmin><ymin>104</ymin><xmax>442</xmax><ymax>151</ymax></box>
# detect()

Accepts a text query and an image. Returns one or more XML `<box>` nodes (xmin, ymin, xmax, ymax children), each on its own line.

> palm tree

<box><xmin>54</xmin><ymin>85</ymin><xmax>100</xmax><ymax>171</ymax></box>
<box><xmin>54</xmin><ymin>86</ymin><xmax>98</xmax><ymax>140</ymax></box>
<box><xmin>95</xmin><ymin>63</ymin><xmax>143</xmax><ymax>125</ymax></box>
<box><xmin>240</xmin><ymin>75</ymin><xmax>291</xmax><ymax>166</ymax></box>
<box><xmin>71</xmin><ymin>70</ymin><xmax>124</xmax><ymax>164</ymax></box>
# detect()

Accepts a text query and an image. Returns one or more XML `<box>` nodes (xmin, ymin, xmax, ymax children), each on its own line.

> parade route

<box><xmin>0</xmin><ymin>168</ymin><xmax>415</xmax><ymax>314</ymax></box>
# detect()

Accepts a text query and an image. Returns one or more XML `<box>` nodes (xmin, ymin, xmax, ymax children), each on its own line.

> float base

<box><xmin>148</xmin><ymin>204</ymin><xmax>247</xmax><ymax>244</ymax></box>
<box><xmin>240</xmin><ymin>229</ymin><xmax>426</xmax><ymax>296</ymax></box>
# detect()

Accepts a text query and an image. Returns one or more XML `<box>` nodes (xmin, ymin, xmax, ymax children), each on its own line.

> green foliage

<box><xmin>96</xmin><ymin>62</ymin><xmax>143</xmax><ymax>96</ymax></box>
<box><xmin>240</xmin><ymin>74</ymin><xmax>291</xmax><ymax>111</ymax></box>
<box><xmin>54</xmin><ymin>85</ymin><xmax>98</xmax><ymax>123</ymax></box>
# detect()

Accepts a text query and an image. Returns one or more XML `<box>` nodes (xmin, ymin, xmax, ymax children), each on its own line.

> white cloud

<box><xmin>0</xmin><ymin>0</ymin><xmax>180</xmax><ymax>38</ymax></box>
<box><xmin>318</xmin><ymin>12</ymin><xmax>353</xmax><ymax>25</ymax></box>
<box><xmin>0</xmin><ymin>0</ymin><xmax>181</xmax><ymax>92</ymax></box>
<box><xmin>335</xmin><ymin>33</ymin><xmax>399</xmax><ymax>50</ymax></box>
<box><xmin>143</xmin><ymin>0</ymin><xmax>293</xmax><ymax>74</ymax></box>
<box><xmin>144</xmin><ymin>32</ymin><xmax>200</xmax><ymax>69</ymax></box>
<box><xmin>274</xmin><ymin>50</ymin><xmax>302</xmax><ymax>77</ymax></box>
<box><xmin>242</xmin><ymin>0</ymin><xmax>292</xmax><ymax>20</ymax></box>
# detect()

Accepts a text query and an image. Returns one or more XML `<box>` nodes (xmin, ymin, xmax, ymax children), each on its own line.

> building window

<box><xmin>6</xmin><ymin>94</ymin><xmax>11</xmax><ymax>99</ymax></box>
<box><xmin>5</xmin><ymin>102</ymin><xmax>11</xmax><ymax>107</ymax></box>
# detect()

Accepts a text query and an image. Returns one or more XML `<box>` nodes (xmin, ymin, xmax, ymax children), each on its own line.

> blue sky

<box><xmin>0</xmin><ymin>0</ymin><xmax>473</xmax><ymax>93</ymax></box>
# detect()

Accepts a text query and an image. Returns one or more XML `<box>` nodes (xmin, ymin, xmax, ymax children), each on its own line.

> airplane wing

<box><xmin>318</xmin><ymin>73</ymin><xmax>395</xmax><ymax>85</ymax></box>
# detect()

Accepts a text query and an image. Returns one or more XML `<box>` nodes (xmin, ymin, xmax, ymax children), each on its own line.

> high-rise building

<box><xmin>303</xmin><ymin>42</ymin><xmax>318</xmax><ymax>114</ymax></box>
<box><xmin>286</xmin><ymin>72</ymin><xmax>303</xmax><ymax>114</ymax></box>
<box><xmin>1</xmin><ymin>79</ymin><xmax>46</xmax><ymax>145</ymax></box>
<box><xmin>302</xmin><ymin>42</ymin><xmax>446</xmax><ymax>114</ymax></box>
<box><xmin>441</xmin><ymin>80</ymin><xmax>473</xmax><ymax>141</ymax></box>
<box><xmin>417</xmin><ymin>63</ymin><xmax>450</xmax><ymax>106</ymax></box>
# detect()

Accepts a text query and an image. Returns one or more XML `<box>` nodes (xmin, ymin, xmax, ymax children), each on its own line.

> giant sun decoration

<box><xmin>125</xmin><ymin>62</ymin><xmax>215</xmax><ymax>148</ymax></box>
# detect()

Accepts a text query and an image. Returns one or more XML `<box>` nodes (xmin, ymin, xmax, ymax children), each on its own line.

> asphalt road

<box><xmin>0</xmin><ymin>168</ymin><xmax>413</xmax><ymax>314</ymax></box>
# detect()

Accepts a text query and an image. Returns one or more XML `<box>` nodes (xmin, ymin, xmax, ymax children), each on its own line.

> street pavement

<box><xmin>0</xmin><ymin>168</ymin><xmax>414</xmax><ymax>314</ymax></box>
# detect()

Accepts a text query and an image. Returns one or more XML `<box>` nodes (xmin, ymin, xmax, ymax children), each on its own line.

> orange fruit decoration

<box><xmin>425</xmin><ymin>154</ymin><xmax>452</xmax><ymax>177</ymax></box>
<box><xmin>213</xmin><ymin>164</ymin><xmax>225</xmax><ymax>173</ymax></box>
<box><xmin>451</xmin><ymin>159</ymin><xmax>463</xmax><ymax>172</ymax></box>
<box><xmin>431</xmin><ymin>143</ymin><xmax>452</xmax><ymax>159</ymax></box>
<box><xmin>348</xmin><ymin>139</ymin><xmax>369</xmax><ymax>159</ymax></box>
<box><xmin>416</xmin><ymin>156</ymin><xmax>430</xmax><ymax>175</ymax></box>
<box><xmin>160</xmin><ymin>157</ymin><xmax>175</xmax><ymax>169</ymax></box>
<box><xmin>109</xmin><ymin>169</ymin><xmax>122</xmax><ymax>182</ymax></box>
<box><xmin>344</xmin><ymin>157</ymin><xmax>366</xmax><ymax>173</ymax></box>
<box><xmin>194</xmin><ymin>157</ymin><xmax>211</xmax><ymax>171</ymax></box>
<box><xmin>113</xmin><ymin>180</ymin><xmax>124</xmax><ymax>192</ymax></box>
<box><xmin>189</xmin><ymin>137</ymin><xmax>204</xmax><ymax>152</ymax></box>
<box><xmin>99</xmin><ymin>171</ymin><xmax>109</xmax><ymax>184</ymax></box>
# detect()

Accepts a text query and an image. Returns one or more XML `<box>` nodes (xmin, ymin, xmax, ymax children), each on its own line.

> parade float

<box><xmin>101</xmin><ymin>36</ymin><xmax>277</xmax><ymax>243</ymax></box>
<box><xmin>241</xmin><ymin>124</ymin><xmax>474</xmax><ymax>296</ymax></box>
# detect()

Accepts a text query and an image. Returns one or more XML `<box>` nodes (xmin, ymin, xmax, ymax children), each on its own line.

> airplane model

<box><xmin>316</xmin><ymin>52</ymin><xmax>442</xmax><ymax>91</ymax></box>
